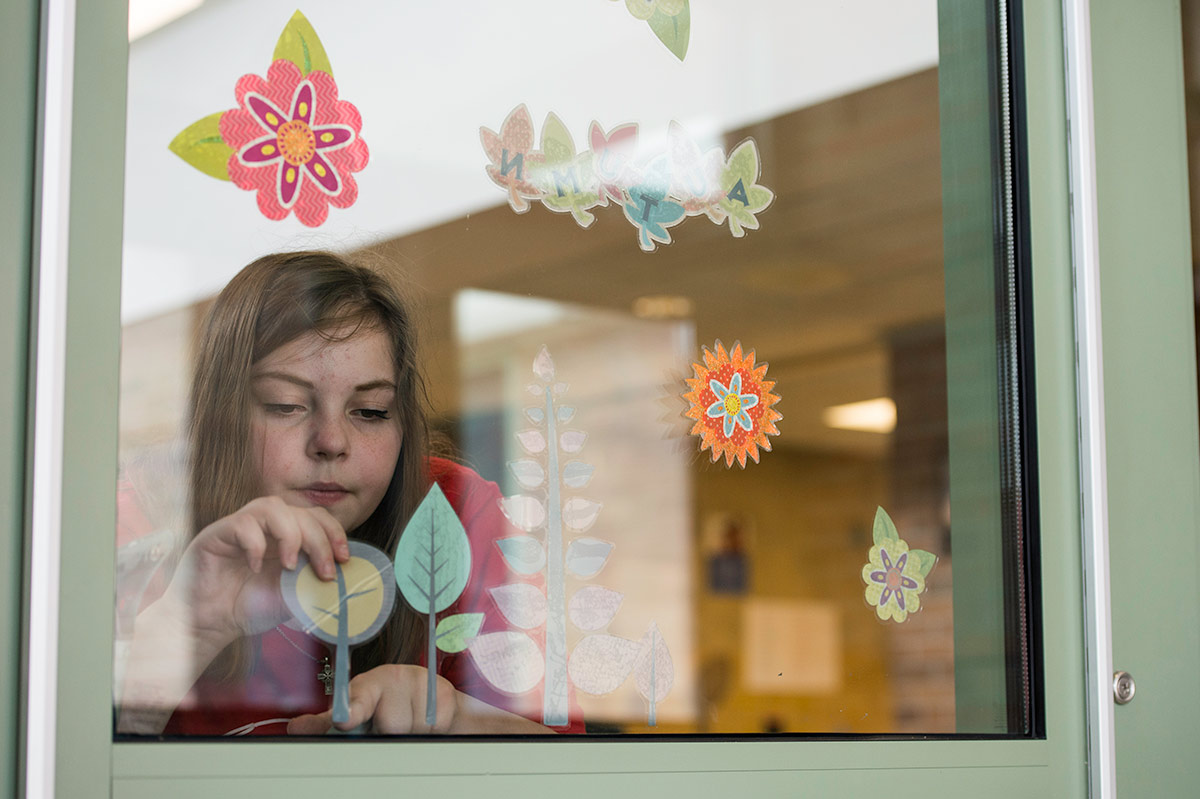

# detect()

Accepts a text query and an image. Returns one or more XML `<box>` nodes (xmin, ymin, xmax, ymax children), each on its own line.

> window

<box><xmin>113</xmin><ymin>0</ymin><xmax>1037</xmax><ymax>739</ymax></box>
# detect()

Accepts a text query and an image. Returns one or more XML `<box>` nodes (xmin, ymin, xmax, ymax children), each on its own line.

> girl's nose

<box><xmin>307</xmin><ymin>412</ymin><xmax>349</xmax><ymax>459</ymax></box>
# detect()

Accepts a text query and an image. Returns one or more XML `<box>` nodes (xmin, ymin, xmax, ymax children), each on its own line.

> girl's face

<box><xmin>249</xmin><ymin>326</ymin><xmax>402</xmax><ymax>533</ymax></box>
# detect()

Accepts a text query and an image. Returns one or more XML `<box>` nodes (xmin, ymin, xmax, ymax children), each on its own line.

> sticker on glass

<box><xmin>608</xmin><ymin>0</ymin><xmax>691</xmax><ymax>61</ymax></box>
<box><xmin>280</xmin><ymin>540</ymin><xmax>396</xmax><ymax>724</ymax></box>
<box><xmin>393</xmin><ymin>484</ymin><xmax>482</xmax><ymax>726</ymax></box>
<box><xmin>860</xmin><ymin>507</ymin><xmax>938</xmax><ymax>624</ymax></box>
<box><xmin>466</xmin><ymin>347</ymin><xmax>672</xmax><ymax>727</ymax></box>
<box><xmin>480</xmin><ymin>110</ymin><xmax>773</xmax><ymax>251</ymax></box>
<box><xmin>683</xmin><ymin>340</ymin><xmax>783</xmax><ymax>468</ymax></box>
<box><xmin>167</xmin><ymin>11</ymin><xmax>368</xmax><ymax>227</ymax></box>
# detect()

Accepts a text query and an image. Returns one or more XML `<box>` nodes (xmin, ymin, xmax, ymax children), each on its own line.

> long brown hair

<box><xmin>189</xmin><ymin>250</ymin><xmax>428</xmax><ymax>673</ymax></box>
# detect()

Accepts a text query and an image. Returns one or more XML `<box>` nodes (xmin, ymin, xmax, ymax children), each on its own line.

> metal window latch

<box><xmin>1113</xmin><ymin>671</ymin><xmax>1136</xmax><ymax>705</ymax></box>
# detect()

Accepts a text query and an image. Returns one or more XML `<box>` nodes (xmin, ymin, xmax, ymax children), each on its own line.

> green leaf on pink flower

<box><xmin>272</xmin><ymin>10</ymin><xmax>333</xmax><ymax>77</ymax></box>
<box><xmin>533</xmin><ymin>113</ymin><xmax>601</xmax><ymax>228</ymax></box>
<box><xmin>717</xmin><ymin>138</ymin><xmax>774</xmax><ymax>237</ymax></box>
<box><xmin>168</xmin><ymin>111</ymin><xmax>233</xmax><ymax>181</ymax></box>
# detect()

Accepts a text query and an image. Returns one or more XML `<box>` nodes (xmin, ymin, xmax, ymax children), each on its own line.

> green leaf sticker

<box><xmin>872</xmin><ymin>506</ymin><xmax>900</xmax><ymax>546</ymax></box>
<box><xmin>395</xmin><ymin>483</ymin><xmax>473</xmax><ymax>724</ymax></box>
<box><xmin>717</xmin><ymin>139</ymin><xmax>775</xmax><ymax>237</ymax></box>
<box><xmin>715</xmin><ymin>139</ymin><xmax>772</xmax><ymax>236</ymax></box>
<box><xmin>533</xmin><ymin>113</ymin><xmax>601</xmax><ymax>228</ymax></box>
<box><xmin>167</xmin><ymin>112</ymin><xmax>233</xmax><ymax>181</ymax></box>
<box><xmin>908</xmin><ymin>549</ymin><xmax>938</xmax><ymax>578</ymax></box>
<box><xmin>435</xmin><ymin>612</ymin><xmax>484</xmax><ymax>654</ymax></box>
<box><xmin>395</xmin><ymin>484</ymin><xmax>472</xmax><ymax>615</ymax></box>
<box><xmin>272</xmin><ymin>10</ymin><xmax>333</xmax><ymax>76</ymax></box>
<box><xmin>648</xmin><ymin>2</ymin><xmax>690</xmax><ymax>61</ymax></box>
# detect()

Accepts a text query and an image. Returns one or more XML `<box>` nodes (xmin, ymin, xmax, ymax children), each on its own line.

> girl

<box><xmin>117</xmin><ymin>251</ymin><xmax>579</xmax><ymax>736</ymax></box>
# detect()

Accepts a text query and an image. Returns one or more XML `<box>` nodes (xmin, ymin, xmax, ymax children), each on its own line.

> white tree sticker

<box><xmin>466</xmin><ymin>347</ymin><xmax>673</xmax><ymax>726</ymax></box>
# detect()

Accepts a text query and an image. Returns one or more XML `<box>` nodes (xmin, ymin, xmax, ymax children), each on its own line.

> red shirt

<box><xmin>159</xmin><ymin>458</ymin><xmax>584</xmax><ymax>736</ymax></box>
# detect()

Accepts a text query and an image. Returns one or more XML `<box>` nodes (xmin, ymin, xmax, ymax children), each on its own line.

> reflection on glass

<box><xmin>113</xmin><ymin>0</ymin><xmax>1023</xmax><ymax>737</ymax></box>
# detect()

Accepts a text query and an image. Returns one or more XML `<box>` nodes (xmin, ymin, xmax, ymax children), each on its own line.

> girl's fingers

<box><xmin>294</xmin><ymin>510</ymin><xmax>337</xmax><ymax>581</ymax></box>
<box><xmin>335</xmin><ymin>672</ymin><xmax>393</xmax><ymax>732</ymax></box>
<box><xmin>251</xmin><ymin>497</ymin><xmax>304</xmax><ymax>570</ymax></box>
<box><xmin>305</xmin><ymin>506</ymin><xmax>350</xmax><ymax>563</ymax></box>
<box><xmin>286</xmin><ymin>712</ymin><xmax>332</xmax><ymax>736</ymax></box>
<box><xmin>227</xmin><ymin>513</ymin><xmax>269</xmax><ymax>574</ymax></box>
<box><xmin>287</xmin><ymin>667</ymin><xmax>458</xmax><ymax>735</ymax></box>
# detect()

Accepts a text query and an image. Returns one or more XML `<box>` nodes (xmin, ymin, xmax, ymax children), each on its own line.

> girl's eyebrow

<box><xmin>252</xmin><ymin>372</ymin><xmax>395</xmax><ymax>392</ymax></box>
<box><xmin>353</xmin><ymin>379</ymin><xmax>397</xmax><ymax>393</ymax></box>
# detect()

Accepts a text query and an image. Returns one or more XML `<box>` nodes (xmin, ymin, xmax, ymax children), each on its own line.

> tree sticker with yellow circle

<box><xmin>280</xmin><ymin>541</ymin><xmax>396</xmax><ymax>723</ymax></box>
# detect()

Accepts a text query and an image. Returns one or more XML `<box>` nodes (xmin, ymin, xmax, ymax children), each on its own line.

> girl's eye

<box><xmin>264</xmin><ymin>403</ymin><xmax>304</xmax><ymax>415</ymax></box>
<box><xmin>355</xmin><ymin>408</ymin><xmax>391</xmax><ymax>421</ymax></box>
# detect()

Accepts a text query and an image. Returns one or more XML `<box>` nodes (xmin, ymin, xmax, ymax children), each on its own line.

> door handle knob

<box><xmin>1113</xmin><ymin>670</ymin><xmax>1136</xmax><ymax>704</ymax></box>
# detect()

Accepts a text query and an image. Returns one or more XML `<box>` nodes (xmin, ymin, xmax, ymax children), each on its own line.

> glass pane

<box><xmin>113</xmin><ymin>0</ymin><xmax>1035</xmax><ymax>738</ymax></box>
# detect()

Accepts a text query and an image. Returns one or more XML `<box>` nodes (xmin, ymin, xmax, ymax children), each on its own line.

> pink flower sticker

<box><xmin>220</xmin><ymin>60</ymin><xmax>368</xmax><ymax>227</ymax></box>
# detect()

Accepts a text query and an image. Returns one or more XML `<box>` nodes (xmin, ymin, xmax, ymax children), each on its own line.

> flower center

<box><xmin>885</xmin><ymin>568</ymin><xmax>902</xmax><ymax>590</ymax></box>
<box><xmin>723</xmin><ymin>393</ymin><xmax>742</xmax><ymax>416</ymax></box>
<box><xmin>277</xmin><ymin>120</ymin><xmax>316</xmax><ymax>166</ymax></box>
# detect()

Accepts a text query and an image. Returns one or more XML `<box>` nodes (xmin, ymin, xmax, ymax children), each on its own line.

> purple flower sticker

<box><xmin>860</xmin><ymin>507</ymin><xmax>936</xmax><ymax>624</ymax></box>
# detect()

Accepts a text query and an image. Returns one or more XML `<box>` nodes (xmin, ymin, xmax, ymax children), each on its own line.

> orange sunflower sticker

<box><xmin>683</xmin><ymin>340</ymin><xmax>781</xmax><ymax>467</ymax></box>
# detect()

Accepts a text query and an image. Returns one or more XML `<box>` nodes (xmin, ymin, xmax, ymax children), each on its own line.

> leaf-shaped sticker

<box><xmin>872</xmin><ymin>506</ymin><xmax>901</xmax><ymax>546</ymax></box>
<box><xmin>481</xmin><ymin>104</ymin><xmax>544</xmax><ymax>214</ymax></box>
<box><xmin>589</xmin><ymin>121</ymin><xmax>639</xmax><ymax>206</ymax></box>
<box><xmin>633</xmin><ymin>622</ymin><xmax>674</xmax><ymax>725</ymax></box>
<box><xmin>648</xmin><ymin>2</ymin><xmax>691</xmax><ymax>61</ymax></box>
<box><xmin>499</xmin><ymin>495</ymin><xmax>546</xmax><ymax>532</ymax></box>
<box><xmin>393</xmin><ymin>484</ymin><xmax>472</xmax><ymax>615</ymax></box>
<box><xmin>568</xmin><ymin>585</ymin><xmax>624</xmax><ymax>631</ymax></box>
<box><xmin>565</xmin><ymin>538</ymin><xmax>613</xmax><ymax>578</ymax></box>
<box><xmin>497</xmin><ymin>536</ymin><xmax>547</xmax><ymax>575</ymax></box>
<box><xmin>568</xmin><ymin>633</ymin><xmax>640</xmax><ymax>695</ymax></box>
<box><xmin>168</xmin><ymin>112</ymin><xmax>234</xmax><ymax>181</ymax></box>
<box><xmin>562</xmin><ymin>498</ymin><xmax>603</xmax><ymax>533</ymax></box>
<box><xmin>908</xmin><ymin>548</ymin><xmax>938</xmax><ymax>578</ymax></box>
<box><xmin>435</xmin><ymin>612</ymin><xmax>484</xmax><ymax>654</ymax></box>
<box><xmin>272</xmin><ymin>10</ymin><xmax>334</xmax><ymax>76</ymax></box>
<box><xmin>533</xmin><ymin>346</ymin><xmax>556</xmax><ymax>383</ymax></box>
<box><xmin>468</xmin><ymin>631</ymin><xmax>545</xmax><ymax>695</ymax></box>
<box><xmin>532</xmin><ymin>113</ymin><xmax>600</xmax><ymax>228</ymax></box>
<box><xmin>516</xmin><ymin>429</ymin><xmax>547</xmax><ymax>454</ymax></box>
<box><xmin>525</xmin><ymin>407</ymin><xmax>546</xmax><ymax>424</ymax></box>
<box><xmin>553</xmin><ymin>382</ymin><xmax>569</xmax><ymax>395</ymax></box>
<box><xmin>717</xmin><ymin>139</ymin><xmax>775</xmax><ymax>237</ymax></box>
<box><xmin>623</xmin><ymin>156</ymin><xmax>686</xmax><ymax>252</ymax></box>
<box><xmin>667</xmin><ymin>121</ymin><xmax>726</xmax><ymax>222</ymax></box>
<box><xmin>560</xmin><ymin>430</ymin><xmax>588</xmax><ymax>453</ymax></box>
<box><xmin>507</xmin><ymin>459</ymin><xmax>546</xmax><ymax>490</ymax></box>
<box><xmin>557</xmin><ymin>406</ymin><xmax>576</xmax><ymax>423</ymax></box>
<box><xmin>489</xmin><ymin>583</ymin><xmax>548</xmax><ymax>630</ymax></box>
<box><xmin>561</xmin><ymin>461</ymin><xmax>595</xmax><ymax>489</ymax></box>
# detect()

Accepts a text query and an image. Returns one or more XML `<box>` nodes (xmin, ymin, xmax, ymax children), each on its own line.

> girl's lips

<box><xmin>301</xmin><ymin>485</ymin><xmax>350</xmax><ymax>506</ymax></box>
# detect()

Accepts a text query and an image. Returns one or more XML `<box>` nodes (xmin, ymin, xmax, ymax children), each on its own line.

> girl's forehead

<box><xmin>256</xmin><ymin>327</ymin><xmax>396</xmax><ymax>376</ymax></box>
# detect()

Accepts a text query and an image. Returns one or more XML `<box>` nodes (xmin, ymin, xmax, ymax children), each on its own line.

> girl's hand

<box><xmin>161</xmin><ymin>496</ymin><xmax>350</xmax><ymax>648</ymax></box>
<box><xmin>286</xmin><ymin>665</ymin><xmax>459</xmax><ymax>734</ymax></box>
